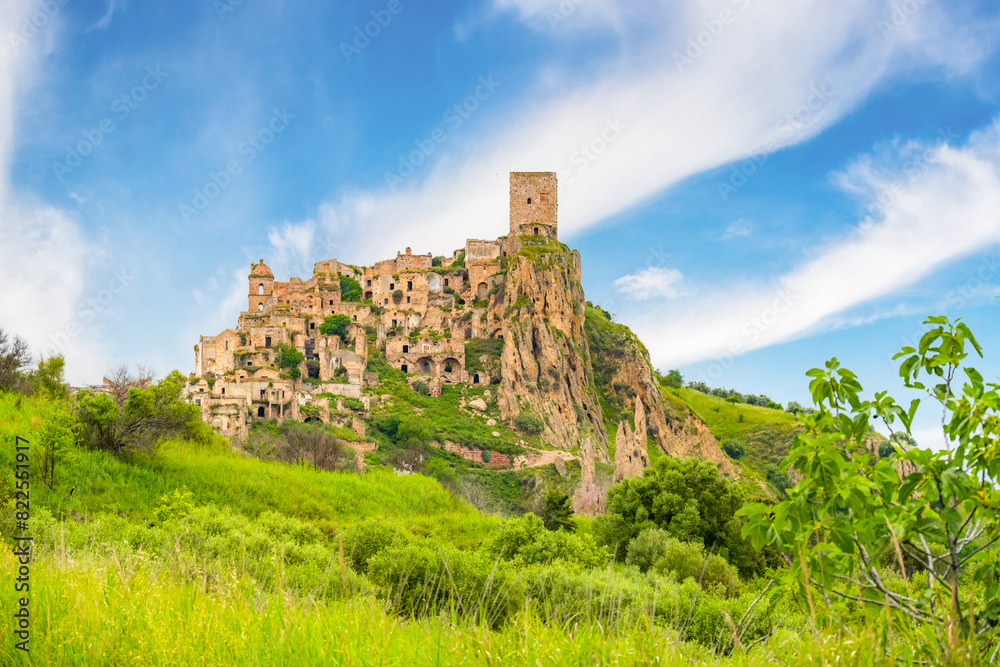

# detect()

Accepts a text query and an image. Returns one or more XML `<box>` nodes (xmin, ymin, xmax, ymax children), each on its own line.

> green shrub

<box><xmin>340</xmin><ymin>518</ymin><xmax>411</xmax><ymax>574</ymax></box>
<box><xmin>319</xmin><ymin>314</ymin><xmax>352</xmax><ymax>338</ymax></box>
<box><xmin>340</xmin><ymin>274</ymin><xmax>363</xmax><ymax>302</ymax></box>
<box><xmin>481</xmin><ymin>450</ymin><xmax>491</xmax><ymax>463</ymax></box>
<box><xmin>487</xmin><ymin>514</ymin><xmax>607</xmax><ymax>569</ymax></box>
<box><xmin>367</xmin><ymin>542</ymin><xmax>516</xmax><ymax>624</ymax></box>
<box><xmin>721</xmin><ymin>439</ymin><xmax>745</xmax><ymax>459</ymax></box>
<box><xmin>624</xmin><ymin>527</ymin><xmax>672</xmax><ymax>572</ymax></box>
<box><xmin>652</xmin><ymin>538</ymin><xmax>741</xmax><ymax>598</ymax></box>
<box><xmin>411</xmin><ymin>380</ymin><xmax>429</xmax><ymax>396</ymax></box>
<box><xmin>513</xmin><ymin>413</ymin><xmax>543</xmax><ymax>435</ymax></box>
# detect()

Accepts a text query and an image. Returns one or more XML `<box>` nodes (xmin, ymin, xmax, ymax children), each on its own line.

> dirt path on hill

<box><xmin>512</xmin><ymin>448</ymin><xmax>577</xmax><ymax>470</ymax></box>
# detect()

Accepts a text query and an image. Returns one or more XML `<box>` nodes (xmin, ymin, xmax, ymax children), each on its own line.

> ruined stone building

<box><xmin>184</xmin><ymin>172</ymin><xmax>560</xmax><ymax>438</ymax></box>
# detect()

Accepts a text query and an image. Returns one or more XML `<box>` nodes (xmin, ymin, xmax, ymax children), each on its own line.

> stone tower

<box><xmin>248</xmin><ymin>259</ymin><xmax>273</xmax><ymax>312</ymax></box>
<box><xmin>509</xmin><ymin>172</ymin><xmax>557</xmax><ymax>239</ymax></box>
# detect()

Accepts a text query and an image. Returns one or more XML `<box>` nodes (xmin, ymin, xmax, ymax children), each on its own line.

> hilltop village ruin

<box><xmin>185</xmin><ymin>172</ymin><xmax>561</xmax><ymax>439</ymax></box>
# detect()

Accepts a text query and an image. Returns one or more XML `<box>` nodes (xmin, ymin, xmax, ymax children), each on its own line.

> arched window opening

<box><xmin>473</xmin><ymin>374</ymin><xmax>480</xmax><ymax>384</ymax></box>
<box><xmin>258</xmin><ymin>302</ymin><xmax>264</xmax><ymax>311</ymax></box>
<box><xmin>257</xmin><ymin>406</ymin><xmax>265</xmax><ymax>418</ymax></box>
<box><xmin>258</xmin><ymin>283</ymin><xmax>265</xmax><ymax>295</ymax></box>
<box><xmin>527</xmin><ymin>197</ymin><xmax>532</xmax><ymax>204</ymax></box>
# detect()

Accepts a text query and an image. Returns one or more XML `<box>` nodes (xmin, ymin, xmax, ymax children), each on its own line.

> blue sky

<box><xmin>2</xmin><ymin>0</ymin><xmax>1000</xmax><ymax>446</ymax></box>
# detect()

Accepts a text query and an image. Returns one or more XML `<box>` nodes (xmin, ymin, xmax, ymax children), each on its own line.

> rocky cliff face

<box><xmin>493</xmin><ymin>240</ymin><xmax>609</xmax><ymax>461</ymax></box>
<box><xmin>585</xmin><ymin>303</ymin><xmax>738</xmax><ymax>479</ymax></box>
<box><xmin>612</xmin><ymin>399</ymin><xmax>650</xmax><ymax>482</ymax></box>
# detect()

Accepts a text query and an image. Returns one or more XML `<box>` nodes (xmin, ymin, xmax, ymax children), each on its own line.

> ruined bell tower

<box><xmin>248</xmin><ymin>259</ymin><xmax>274</xmax><ymax>312</ymax></box>
<box><xmin>509</xmin><ymin>172</ymin><xmax>557</xmax><ymax>239</ymax></box>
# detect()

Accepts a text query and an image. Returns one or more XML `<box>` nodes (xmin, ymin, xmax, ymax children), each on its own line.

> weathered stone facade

<box><xmin>185</xmin><ymin>172</ymin><xmax>563</xmax><ymax>438</ymax></box>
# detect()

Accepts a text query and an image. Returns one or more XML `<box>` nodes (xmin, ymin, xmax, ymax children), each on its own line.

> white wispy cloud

<box><xmin>0</xmin><ymin>1</ymin><xmax>107</xmax><ymax>384</ymax></box>
<box><xmin>267</xmin><ymin>0</ymin><xmax>992</xmax><ymax>269</ymax></box>
<box><xmin>630</xmin><ymin>119</ymin><xmax>1000</xmax><ymax>369</ymax></box>
<box><xmin>614</xmin><ymin>266</ymin><xmax>687</xmax><ymax>301</ymax></box>
<box><xmin>721</xmin><ymin>218</ymin><xmax>753</xmax><ymax>240</ymax></box>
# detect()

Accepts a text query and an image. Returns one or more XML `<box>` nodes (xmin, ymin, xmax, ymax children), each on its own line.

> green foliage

<box><xmin>432</xmin><ymin>256</ymin><xmax>443</xmax><ymax>267</ymax></box>
<box><xmin>624</xmin><ymin>527</ymin><xmax>672</xmax><ymax>572</ymax></box>
<box><xmin>513</xmin><ymin>412</ymin><xmax>543</xmax><ymax>435</ymax></box>
<box><xmin>540</xmin><ymin>487</ymin><xmax>575</xmax><ymax>531</ymax></box>
<box><xmin>488</xmin><ymin>514</ymin><xmax>607</xmax><ymax>569</ymax></box>
<box><xmin>153</xmin><ymin>486</ymin><xmax>196</xmax><ymax>523</ymax></box>
<box><xmin>35</xmin><ymin>354</ymin><xmax>68</xmax><ymax>400</ymax></box>
<box><xmin>411</xmin><ymin>380</ymin><xmax>429</xmax><ymax>396</ymax></box>
<box><xmin>481</xmin><ymin>449</ymin><xmax>491</xmax><ymax>463</ymax></box>
<box><xmin>652</xmin><ymin>538</ymin><xmax>741</xmax><ymax>598</ymax></box>
<box><xmin>340</xmin><ymin>274</ymin><xmax>363</xmax><ymax>302</ymax></box>
<box><xmin>741</xmin><ymin>315</ymin><xmax>1000</xmax><ymax>663</ymax></box>
<box><xmin>340</xmin><ymin>518</ymin><xmax>412</xmax><ymax>574</ymax></box>
<box><xmin>319</xmin><ymin>314</ymin><xmax>352</xmax><ymax>338</ymax></box>
<box><xmin>464</xmin><ymin>338</ymin><xmax>504</xmax><ymax>375</ymax></box>
<box><xmin>449</xmin><ymin>250</ymin><xmax>466</xmax><ymax>268</ymax></box>
<box><xmin>74</xmin><ymin>371</ymin><xmax>203</xmax><ymax>457</ymax></box>
<box><xmin>660</xmin><ymin>369</ymin><xmax>684</xmax><ymax>388</ymax></box>
<box><xmin>274</xmin><ymin>342</ymin><xmax>304</xmax><ymax>370</ymax></box>
<box><xmin>764</xmin><ymin>464</ymin><xmax>791</xmax><ymax>496</ymax></box>
<box><xmin>595</xmin><ymin>456</ymin><xmax>758</xmax><ymax>575</ymax></box>
<box><xmin>721</xmin><ymin>439</ymin><xmax>745</xmax><ymax>459</ymax></box>
<box><xmin>35</xmin><ymin>401</ymin><xmax>75</xmax><ymax>488</ymax></box>
<box><xmin>425</xmin><ymin>457</ymin><xmax>456</xmax><ymax>485</ymax></box>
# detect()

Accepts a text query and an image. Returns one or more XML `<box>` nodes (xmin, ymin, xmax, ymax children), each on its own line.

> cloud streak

<box><xmin>633</xmin><ymin>119</ymin><xmax>1000</xmax><ymax>371</ymax></box>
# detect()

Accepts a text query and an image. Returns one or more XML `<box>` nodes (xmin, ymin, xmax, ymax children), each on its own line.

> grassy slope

<box><xmin>0</xmin><ymin>392</ymin><xmax>497</xmax><ymax>548</ymax></box>
<box><xmin>665</xmin><ymin>387</ymin><xmax>804</xmax><ymax>492</ymax></box>
<box><xmin>0</xmin><ymin>395</ymin><xmax>902</xmax><ymax>666</ymax></box>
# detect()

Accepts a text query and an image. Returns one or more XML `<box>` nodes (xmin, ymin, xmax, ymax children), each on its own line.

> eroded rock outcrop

<box><xmin>612</xmin><ymin>399</ymin><xmax>651</xmax><ymax>482</ymax></box>
<box><xmin>494</xmin><ymin>245</ymin><xmax>609</xmax><ymax>461</ymax></box>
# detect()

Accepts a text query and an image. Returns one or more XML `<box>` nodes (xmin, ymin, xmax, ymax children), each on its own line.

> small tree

<box><xmin>741</xmin><ymin>316</ymin><xmax>1000</xmax><ymax>663</ymax></box>
<box><xmin>318</xmin><ymin>314</ymin><xmax>352</xmax><ymax>339</ymax></box>
<box><xmin>274</xmin><ymin>343</ymin><xmax>304</xmax><ymax>379</ymax></box>
<box><xmin>0</xmin><ymin>329</ymin><xmax>32</xmax><ymax>392</ymax></box>
<box><xmin>36</xmin><ymin>402</ymin><xmax>75</xmax><ymax>488</ymax></box>
<box><xmin>75</xmin><ymin>370</ymin><xmax>200</xmax><ymax>458</ymax></box>
<box><xmin>34</xmin><ymin>354</ymin><xmax>68</xmax><ymax>400</ymax></box>
<box><xmin>721</xmin><ymin>438</ymin><xmax>745</xmax><ymax>459</ymax></box>
<box><xmin>339</xmin><ymin>274</ymin><xmax>363</xmax><ymax>302</ymax></box>
<box><xmin>540</xmin><ymin>487</ymin><xmax>575</xmax><ymax>532</ymax></box>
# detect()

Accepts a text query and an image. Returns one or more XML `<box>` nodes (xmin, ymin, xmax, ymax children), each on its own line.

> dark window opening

<box><xmin>407</xmin><ymin>281</ymin><xmax>412</xmax><ymax>290</ymax></box>
<box><xmin>389</xmin><ymin>283</ymin><xmax>394</xmax><ymax>290</ymax></box>
<box><xmin>444</xmin><ymin>364</ymin><xmax>453</xmax><ymax>373</ymax></box>
<box><xmin>444</xmin><ymin>279</ymin><xmax>449</xmax><ymax>287</ymax></box>
<box><xmin>329</xmin><ymin>300</ymin><xmax>333</xmax><ymax>305</ymax></box>
<box><xmin>527</xmin><ymin>197</ymin><xmax>532</xmax><ymax>204</ymax></box>
<box><xmin>260</xmin><ymin>389</ymin><xmax>266</xmax><ymax>399</ymax></box>
<box><xmin>257</xmin><ymin>407</ymin><xmax>265</xmax><ymax>418</ymax></box>
<box><xmin>473</xmin><ymin>374</ymin><xmax>480</xmax><ymax>384</ymax></box>
<box><xmin>392</xmin><ymin>319</ymin><xmax>398</xmax><ymax>327</ymax></box>
<box><xmin>310</xmin><ymin>322</ymin><xmax>315</xmax><ymax>330</ymax></box>
<box><xmin>366</xmin><ymin>279</ymin><xmax>372</xmax><ymax>287</ymax></box>
<box><xmin>265</xmin><ymin>336</ymin><xmax>272</xmax><ymax>347</ymax></box>
<box><xmin>402</xmin><ymin>344</ymin><xmax>409</xmax><ymax>353</ymax></box>
<box><xmin>221</xmin><ymin>387</ymin><xmax>225</xmax><ymax>395</ymax></box>
<box><xmin>401</xmin><ymin>364</ymin><xmax>408</xmax><ymax>373</ymax></box>
<box><xmin>534</xmin><ymin>227</ymin><xmax>539</xmax><ymax>235</ymax></box>
<box><xmin>406</xmin><ymin>297</ymin><xmax>410</xmax><ymax>304</ymax></box>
